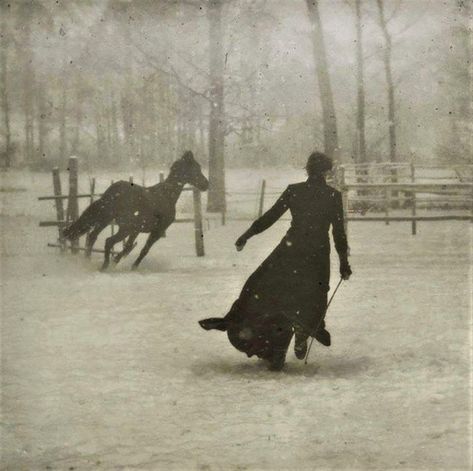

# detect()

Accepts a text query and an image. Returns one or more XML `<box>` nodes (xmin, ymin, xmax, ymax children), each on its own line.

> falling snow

<box><xmin>1</xmin><ymin>170</ymin><xmax>471</xmax><ymax>470</ymax></box>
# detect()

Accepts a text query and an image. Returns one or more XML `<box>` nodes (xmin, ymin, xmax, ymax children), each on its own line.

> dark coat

<box><xmin>223</xmin><ymin>176</ymin><xmax>349</xmax><ymax>361</ymax></box>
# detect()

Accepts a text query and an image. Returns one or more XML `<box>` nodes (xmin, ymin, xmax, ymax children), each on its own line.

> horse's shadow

<box><xmin>94</xmin><ymin>256</ymin><xmax>207</xmax><ymax>274</ymax></box>
<box><xmin>191</xmin><ymin>354</ymin><xmax>373</xmax><ymax>379</ymax></box>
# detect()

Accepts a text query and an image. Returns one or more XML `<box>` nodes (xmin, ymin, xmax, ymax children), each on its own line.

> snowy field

<box><xmin>1</xmin><ymin>169</ymin><xmax>472</xmax><ymax>470</ymax></box>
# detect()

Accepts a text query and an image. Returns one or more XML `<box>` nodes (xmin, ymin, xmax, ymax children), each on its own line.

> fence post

<box><xmin>52</xmin><ymin>167</ymin><xmax>66</xmax><ymax>252</ymax></box>
<box><xmin>159</xmin><ymin>172</ymin><xmax>166</xmax><ymax>238</ymax></box>
<box><xmin>391</xmin><ymin>164</ymin><xmax>399</xmax><ymax>209</ymax></box>
<box><xmin>411</xmin><ymin>163</ymin><xmax>417</xmax><ymax>235</ymax></box>
<box><xmin>384</xmin><ymin>187</ymin><xmax>390</xmax><ymax>225</ymax></box>
<box><xmin>193</xmin><ymin>187</ymin><xmax>205</xmax><ymax>257</ymax></box>
<box><xmin>124</xmin><ymin>177</ymin><xmax>133</xmax><ymax>250</ymax></box>
<box><xmin>89</xmin><ymin>177</ymin><xmax>96</xmax><ymax>205</ymax></box>
<box><xmin>258</xmin><ymin>179</ymin><xmax>266</xmax><ymax>218</ymax></box>
<box><xmin>67</xmin><ymin>156</ymin><xmax>79</xmax><ymax>253</ymax></box>
<box><xmin>471</xmin><ymin>184</ymin><xmax>473</xmax><ymax>223</ymax></box>
<box><xmin>110</xmin><ymin>179</ymin><xmax>115</xmax><ymax>236</ymax></box>
<box><xmin>85</xmin><ymin>177</ymin><xmax>97</xmax><ymax>256</ymax></box>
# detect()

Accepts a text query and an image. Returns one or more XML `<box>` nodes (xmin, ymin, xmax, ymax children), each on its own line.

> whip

<box><xmin>304</xmin><ymin>277</ymin><xmax>343</xmax><ymax>365</ymax></box>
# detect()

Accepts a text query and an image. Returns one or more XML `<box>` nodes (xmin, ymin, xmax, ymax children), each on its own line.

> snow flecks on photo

<box><xmin>1</xmin><ymin>172</ymin><xmax>471</xmax><ymax>470</ymax></box>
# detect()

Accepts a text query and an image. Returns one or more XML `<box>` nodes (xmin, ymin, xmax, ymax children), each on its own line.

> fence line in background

<box><xmin>220</xmin><ymin>163</ymin><xmax>472</xmax><ymax>236</ymax></box>
<box><xmin>39</xmin><ymin>161</ymin><xmax>472</xmax><ymax>245</ymax></box>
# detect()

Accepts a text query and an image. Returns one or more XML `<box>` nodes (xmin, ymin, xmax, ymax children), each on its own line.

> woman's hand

<box><xmin>340</xmin><ymin>260</ymin><xmax>352</xmax><ymax>280</ymax></box>
<box><xmin>235</xmin><ymin>235</ymin><xmax>248</xmax><ymax>252</ymax></box>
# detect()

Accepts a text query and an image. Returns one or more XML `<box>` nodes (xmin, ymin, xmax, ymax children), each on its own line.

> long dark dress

<box><xmin>204</xmin><ymin>177</ymin><xmax>348</xmax><ymax>362</ymax></box>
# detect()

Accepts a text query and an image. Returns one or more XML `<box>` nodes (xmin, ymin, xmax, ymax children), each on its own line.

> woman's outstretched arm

<box><xmin>235</xmin><ymin>187</ymin><xmax>290</xmax><ymax>250</ymax></box>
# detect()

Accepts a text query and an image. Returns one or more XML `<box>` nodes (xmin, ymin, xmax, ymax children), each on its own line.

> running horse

<box><xmin>63</xmin><ymin>151</ymin><xmax>209</xmax><ymax>270</ymax></box>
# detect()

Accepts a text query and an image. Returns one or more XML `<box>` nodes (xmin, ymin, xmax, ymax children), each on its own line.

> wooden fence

<box><xmin>337</xmin><ymin>163</ymin><xmax>472</xmax><ymax>235</ymax></box>
<box><xmin>224</xmin><ymin>163</ymin><xmax>472</xmax><ymax>236</ymax></box>
<box><xmin>38</xmin><ymin>156</ymin><xmax>205</xmax><ymax>257</ymax></box>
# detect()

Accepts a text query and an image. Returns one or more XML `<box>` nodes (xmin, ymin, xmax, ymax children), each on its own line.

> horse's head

<box><xmin>170</xmin><ymin>151</ymin><xmax>209</xmax><ymax>191</ymax></box>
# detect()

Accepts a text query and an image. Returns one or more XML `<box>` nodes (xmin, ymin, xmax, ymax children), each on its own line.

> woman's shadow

<box><xmin>191</xmin><ymin>354</ymin><xmax>373</xmax><ymax>379</ymax></box>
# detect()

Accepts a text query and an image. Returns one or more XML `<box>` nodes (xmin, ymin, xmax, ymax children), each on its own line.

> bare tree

<box><xmin>59</xmin><ymin>68</ymin><xmax>68</xmax><ymax>163</ymax></box>
<box><xmin>436</xmin><ymin>0</ymin><xmax>472</xmax><ymax>164</ymax></box>
<box><xmin>120</xmin><ymin>82</ymin><xmax>136</xmax><ymax>166</ymax></box>
<box><xmin>94</xmin><ymin>103</ymin><xmax>106</xmax><ymax>166</ymax></box>
<box><xmin>355</xmin><ymin>0</ymin><xmax>367</xmax><ymax>163</ymax></box>
<box><xmin>36</xmin><ymin>84</ymin><xmax>48</xmax><ymax>165</ymax></box>
<box><xmin>71</xmin><ymin>81</ymin><xmax>86</xmax><ymax>157</ymax></box>
<box><xmin>305</xmin><ymin>0</ymin><xmax>339</xmax><ymax>160</ymax></box>
<box><xmin>110</xmin><ymin>91</ymin><xmax>121</xmax><ymax>164</ymax></box>
<box><xmin>17</xmin><ymin>8</ymin><xmax>35</xmax><ymax>165</ymax></box>
<box><xmin>207</xmin><ymin>0</ymin><xmax>226</xmax><ymax>212</ymax></box>
<box><xmin>0</xmin><ymin>2</ymin><xmax>11</xmax><ymax>167</ymax></box>
<box><xmin>376</xmin><ymin>0</ymin><xmax>397</xmax><ymax>162</ymax></box>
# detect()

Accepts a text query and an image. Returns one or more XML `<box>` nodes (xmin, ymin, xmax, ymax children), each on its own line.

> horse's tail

<box><xmin>63</xmin><ymin>199</ymin><xmax>110</xmax><ymax>241</ymax></box>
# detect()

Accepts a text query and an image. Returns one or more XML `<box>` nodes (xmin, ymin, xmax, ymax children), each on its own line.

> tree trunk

<box><xmin>149</xmin><ymin>85</ymin><xmax>158</xmax><ymax>164</ymax></box>
<box><xmin>187</xmin><ymin>103</ymin><xmax>197</xmax><ymax>152</ymax></box>
<box><xmin>376</xmin><ymin>0</ymin><xmax>397</xmax><ymax>162</ymax></box>
<box><xmin>121</xmin><ymin>91</ymin><xmax>134</xmax><ymax>166</ymax></box>
<box><xmin>164</xmin><ymin>80</ymin><xmax>175</xmax><ymax>165</ymax></box>
<box><xmin>305</xmin><ymin>0</ymin><xmax>339</xmax><ymax>160</ymax></box>
<box><xmin>21</xmin><ymin>18</ymin><xmax>35</xmax><ymax>166</ymax></box>
<box><xmin>24</xmin><ymin>74</ymin><xmax>34</xmax><ymax>165</ymax></box>
<box><xmin>155</xmin><ymin>77</ymin><xmax>167</xmax><ymax>165</ymax></box>
<box><xmin>106</xmin><ymin>101</ymin><xmax>112</xmax><ymax>165</ymax></box>
<box><xmin>110</xmin><ymin>91</ymin><xmax>120</xmax><ymax>164</ymax></box>
<box><xmin>207</xmin><ymin>0</ymin><xmax>226</xmax><ymax>212</ymax></box>
<box><xmin>137</xmin><ymin>86</ymin><xmax>146</xmax><ymax>169</ymax></box>
<box><xmin>71</xmin><ymin>89</ymin><xmax>83</xmax><ymax>157</ymax></box>
<box><xmin>176</xmin><ymin>96</ymin><xmax>183</xmax><ymax>154</ymax></box>
<box><xmin>198</xmin><ymin>102</ymin><xmax>206</xmax><ymax>157</ymax></box>
<box><xmin>95</xmin><ymin>104</ymin><xmax>106</xmax><ymax>166</ymax></box>
<box><xmin>355</xmin><ymin>0</ymin><xmax>367</xmax><ymax>163</ymax></box>
<box><xmin>37</xmin><ymin>86</ymin><xmax>48</xmax><ymax>165</ymax></box>
<box><xmin>59</xmin><ymin>77</ymin><xmax>67</xmax><ymax>163</ymax></box>
<box><xmin>0</xmin><ymin>10</ymin><xmax>11</xmax><ymax>168</ymax></box>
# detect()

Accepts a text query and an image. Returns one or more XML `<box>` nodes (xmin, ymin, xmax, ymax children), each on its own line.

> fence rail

<box><xmin>343</xmin><ymin>183</ymin><xmax>472</xmax><ymax>190</ymax></box>
<box><xmin>339</xmin><ymin>165</ymin><xmax>472</xmax><ymax>235</ymax></box>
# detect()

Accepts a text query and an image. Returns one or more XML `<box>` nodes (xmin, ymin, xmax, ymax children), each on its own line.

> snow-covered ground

<box><xmin>1</xmin><ymin>169</ymin><xmax>472</xmax><ymax>470</ymax></box>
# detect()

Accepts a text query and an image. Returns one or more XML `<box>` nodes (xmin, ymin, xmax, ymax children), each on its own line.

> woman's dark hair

<box><xmin>305</xmin><ymin>152</ymin><xmax>333</xmax><ymax>177</ymax></box>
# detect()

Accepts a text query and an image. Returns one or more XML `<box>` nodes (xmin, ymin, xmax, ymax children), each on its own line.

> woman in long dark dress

<box><xmin>199</xmin><ymin>152</ymin><xmax>352</xmax><ymax>370</ymax></box>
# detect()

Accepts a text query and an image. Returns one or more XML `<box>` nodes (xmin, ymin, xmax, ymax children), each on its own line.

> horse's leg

<box><xmin>102</xmin><ymin>228</ymin><xmax>129</xmax><ymax>270</ymax></box>
<box><xmin>113</xmin><ymin>231</ymin><xmax>139</xmax><ymax>265</ymax></box>
<box><xmin>85</xmin><ymin>222</ymin><xmax>108</xmax><ymax>258</ymax></box>
<box><xmin>131</xmin><ymin>231</ymin><xmax>162</xmax><ymax>270</ymax></box>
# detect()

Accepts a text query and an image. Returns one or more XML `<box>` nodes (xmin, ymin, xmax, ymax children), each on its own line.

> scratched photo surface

<box><xmin>0</xmin><ymin>0</ymin><xmax>471</xmax><ymax>469</ymax></box>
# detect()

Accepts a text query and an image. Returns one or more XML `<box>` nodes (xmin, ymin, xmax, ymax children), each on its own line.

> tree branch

<box><xmin>132</xmin><ymin>42</ymin><xmax>211</xmax><ymax>103</ymax></box>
